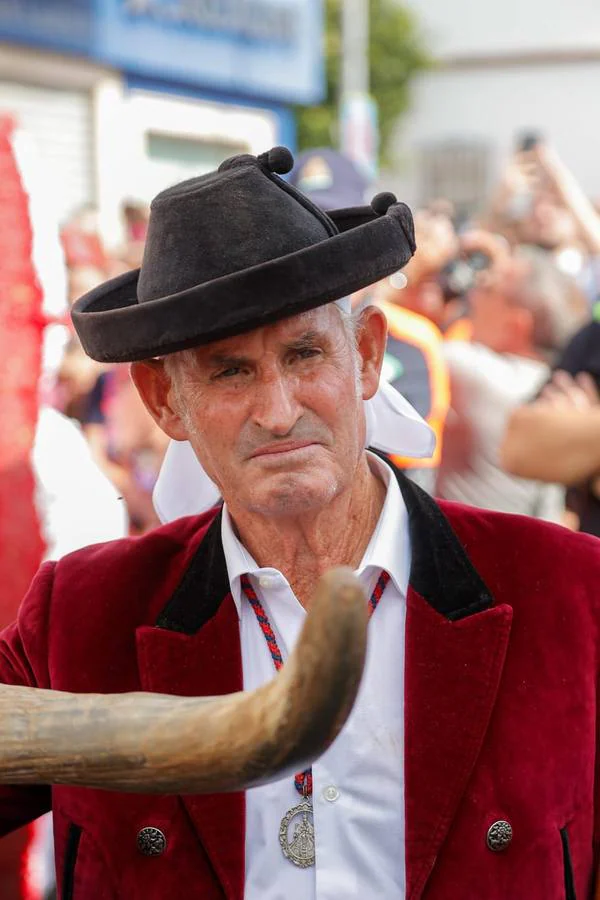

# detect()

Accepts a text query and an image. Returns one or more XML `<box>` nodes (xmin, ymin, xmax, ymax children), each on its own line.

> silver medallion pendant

<box><xmin>279</xmin><ymin>797</ymin><xmax>315</xmax><ymax>867</ymax></box>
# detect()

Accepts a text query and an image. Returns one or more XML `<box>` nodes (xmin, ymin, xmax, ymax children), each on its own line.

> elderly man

<box><xmin>1</xmin><ymin>147</ymin><xmax>599</xmax><ymax>900</ymax></box>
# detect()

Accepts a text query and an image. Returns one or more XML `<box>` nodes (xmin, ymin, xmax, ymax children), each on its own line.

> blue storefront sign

<box><xmin>0</xmin><ymin>0</ymin><xmax>324</xmax><ymax>105</ymax></box>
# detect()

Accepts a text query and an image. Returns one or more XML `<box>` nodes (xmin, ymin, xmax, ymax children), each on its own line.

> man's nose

<box><xmin>250</xmin><ymin>373</ymin><xmax>302</xmax><ymax>435</ymax></box>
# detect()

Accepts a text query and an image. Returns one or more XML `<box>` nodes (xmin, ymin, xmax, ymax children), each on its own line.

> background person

<box><xmin>55</xmin><ymin>201</ymin><xmax>168</xmax><ymax>534</ymax></box>
<box><xmin>437</xmin><ymin>247</ymin><xmax>588</xmax><ymax>520</ymax></box>
<box><xmin>486</xmin><ymin>139</ymin><xmax>600</xmax><ymax>304</ymax></box>
<box><xmin>501</xmin><ymin>315</ymin><xmax>600</xmax><ymax>534</ymax></box>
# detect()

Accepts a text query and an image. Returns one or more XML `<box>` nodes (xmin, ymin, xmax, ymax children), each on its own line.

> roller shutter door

<box><xmin>0</xmin><ymin>80</ymin><xmax>93</xmax><ymax>225</ymax></box>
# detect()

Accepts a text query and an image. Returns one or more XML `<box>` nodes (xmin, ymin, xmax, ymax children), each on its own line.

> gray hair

<box><xmin>514</xmin><ymin>246</ymin><xmax>589</xmax><ymax>359</ymax></box>
<box><xmin>336</xmin><ymin>303</ymin><xmax>360</xmax><ymax>348</ymax></box>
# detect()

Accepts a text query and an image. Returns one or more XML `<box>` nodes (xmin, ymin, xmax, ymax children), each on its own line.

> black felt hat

<box><xmin>72</xmin><ymin>146</ymin><xmax>416</xmax><ymax>363</ymax></box>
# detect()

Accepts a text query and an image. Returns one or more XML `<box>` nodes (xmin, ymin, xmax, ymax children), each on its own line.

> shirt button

<box><xmin>323</xmin><ymin>785</ymin><xmax>340</xmax><ymax>802</ymax></box>
<box><xmin>258</xmin><ymin>575</ymin><xmax>276</xmax><ymax>589</ymax></box>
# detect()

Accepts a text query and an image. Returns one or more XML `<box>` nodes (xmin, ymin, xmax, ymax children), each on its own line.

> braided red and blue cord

<box><xmin>240</xmin><ymin>569</ymin><xmax>391</xmax><ymax>798</ymax></box>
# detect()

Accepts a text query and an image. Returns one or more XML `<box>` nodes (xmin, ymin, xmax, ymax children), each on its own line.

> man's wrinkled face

<box><xmin>161</xmin><ymin>305</ymin><xmax>379</xmax><ymax>518</ymax></box>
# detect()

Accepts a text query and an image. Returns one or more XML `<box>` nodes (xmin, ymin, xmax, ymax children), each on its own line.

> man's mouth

<box><xmin>249</xmin><ymin>440</ymin><xmax>318</xmax><ymax>459</ymax></box>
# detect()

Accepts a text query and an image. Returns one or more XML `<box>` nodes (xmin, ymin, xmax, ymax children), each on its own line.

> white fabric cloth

<box><xmin>33</xmin><ymin>407</ymin><xmax>128</xmax><ymax>560</ymax></box>
<box><xmin>153</xmin><ymin>378</ymin><xmax>434</xmax><ymax>522</ymax></box>
<box><xmin>222</xmin><ymin>451</ymin><xmax>408</xmax><ymax>899</ymax></box>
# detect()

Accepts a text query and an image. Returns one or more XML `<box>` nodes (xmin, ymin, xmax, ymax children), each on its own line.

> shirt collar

<box><xmin>221</xmin><ymin>450</ymin><xmax>410</xmax><ymax>618</ymax></box>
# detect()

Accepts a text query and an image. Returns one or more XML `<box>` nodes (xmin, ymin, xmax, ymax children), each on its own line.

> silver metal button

<box><xmin>323</xmin><ymin>785</ymin><xmax>340</xmax><ymax>802</ymax></box>
<box><xmin>486</xmin><ymin>820</ymin><xmax>512</xmax><ymax>852</ymax></box>
<box><xmin>137</xmin><ymin>826</ymin><xmax>167</xmax><ymax>857</ymax></box>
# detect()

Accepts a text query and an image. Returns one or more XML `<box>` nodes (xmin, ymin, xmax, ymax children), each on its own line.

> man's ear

<box><xmin>356</xmin><ymin>305</ymin><xmax>388</xmax><ymax>401</ymax></box>
<box><xmin>130</xmin><ymin>360</ymin><xmax>190</xmax><ymax>441</ymax></box>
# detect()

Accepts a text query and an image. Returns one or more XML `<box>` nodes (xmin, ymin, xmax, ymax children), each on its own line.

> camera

<box><xmin>438</xmin><ymin>250</ymin><xmax>491</xmax><ymax>301</ymax></box>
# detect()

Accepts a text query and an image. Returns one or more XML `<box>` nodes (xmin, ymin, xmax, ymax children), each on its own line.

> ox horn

<box><xmin>0</xmin><ymin>568</ymin><xmax>367</xmax><ymax>794</ymax></box>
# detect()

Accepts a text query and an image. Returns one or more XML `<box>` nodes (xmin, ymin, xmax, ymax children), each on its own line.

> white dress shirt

<box><xmin>221</xmin><ymin>452</ymin><xmax>409</xmax><ymax>899</ymax></box>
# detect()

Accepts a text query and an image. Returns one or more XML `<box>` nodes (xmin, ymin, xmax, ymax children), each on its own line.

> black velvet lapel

<box><xmin>375</xmin><ymin>452</ymin><xmax>494</xmax><ymax>621</ymax></box>
<box><xmin>155</xmin><ymin>508</ymin><xmax>230</xmax><ymax>633</ymax></box>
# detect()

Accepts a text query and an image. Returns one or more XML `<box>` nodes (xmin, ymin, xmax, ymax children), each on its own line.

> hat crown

<box><xmin>137</xmin><ymin>154</ymin><xmax>333</xmax><ymax>303</ymax></box>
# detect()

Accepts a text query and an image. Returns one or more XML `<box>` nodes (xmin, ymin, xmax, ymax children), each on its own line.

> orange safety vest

<box><xmin>378</xmin><ymin>300</ymin><xmax>450</xmax><ymax>469</ymax></box>
<box><xmin>444</xmin><ymin>316</ymin><xmax>473</xmax><ymax>344</ymax></box>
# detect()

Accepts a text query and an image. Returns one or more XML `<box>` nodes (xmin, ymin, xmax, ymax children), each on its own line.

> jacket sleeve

<box><xmin>0</xmin><ymin>562</ymin><xmax>55</xmax><ymax>835</ymax></box>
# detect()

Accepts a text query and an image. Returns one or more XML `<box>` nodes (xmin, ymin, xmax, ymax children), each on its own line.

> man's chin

<box><xmin>245</xmin><ymin>472</ymin><xmax>338</xmax><ymax>517</ymax></box>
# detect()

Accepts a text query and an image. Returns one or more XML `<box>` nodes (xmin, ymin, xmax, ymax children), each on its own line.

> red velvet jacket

<box><xmin>1</xmin><ymin>471</ymin><xmax>599</xmax><ymax>900</ymax></box>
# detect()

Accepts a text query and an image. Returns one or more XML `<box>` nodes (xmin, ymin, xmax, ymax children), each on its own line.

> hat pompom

<box><xmin>259</xmin><ymin>146</ymin><xmax>294</xmax><ymax>175</ymax></box>
<box><xmin>371</xmin><ymin>192</ymin><xmax>397</xmax><ymax>216</ymax></box>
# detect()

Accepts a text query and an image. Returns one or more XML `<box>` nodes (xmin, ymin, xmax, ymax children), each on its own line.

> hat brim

<box><xmin>72</xmin><ymin>202</ymin><xmax>416</xmax><ymax>363</ymax></box>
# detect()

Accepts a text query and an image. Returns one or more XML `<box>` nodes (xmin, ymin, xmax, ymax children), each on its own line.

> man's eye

<box><xmin>215</xmin><ymin>367</ymin><xmax>243</xmax><ymax>379</ymax></box>
<box><xmin>295</xmin><ymin>348</ymin><xmax>320</xmax><ymax>360</ymax></box>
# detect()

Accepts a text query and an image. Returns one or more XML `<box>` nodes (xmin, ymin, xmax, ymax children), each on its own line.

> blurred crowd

<box><xmin>50</xmin><ymin>200</ymin><xmax>169</xmax><ymax>535</ymax></box>
<box><xmin>361</xmin><ymin>138</ymin><xmax>600</xmax><ymax>536</ymax></box>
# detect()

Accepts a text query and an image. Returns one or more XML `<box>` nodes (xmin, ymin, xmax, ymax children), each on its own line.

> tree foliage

<box><xmin>296</xmin><ymin>0</ymin><xmax>429</xmax><ymax>164</ymax></box>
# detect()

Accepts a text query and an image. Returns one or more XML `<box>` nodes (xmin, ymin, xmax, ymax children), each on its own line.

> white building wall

<box><xmin>405</xmin><ymin>0</ymin><xmax>600</xmax><ymax>58</ymax></box>
<box><xmin>121</xmin><ymin>89</ymin><xmax>278</xmax><ymax>205</ymax></box>
<box><xmin>0</xmin><ymin>80</ymin><xmax>94</xmax><ymax>226</ymax></box>
<box><xmin>0</xmin><ymin>44</ymin><xmax>125</xmax><ymax>245</ymax></box>
<box><xmin>387</xmin><ymin>2</ymin><xmax>600</xmax><ymax>209</ymax></box>
<box><xmin>0</xmin><ymin>43</ymin><xmax>281</xmax><ymax>250</ymax></box>
<box><xmin>387</xmin><ymin>60</ymin><xmax>600</xmax><ymax>208</ymax></box>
